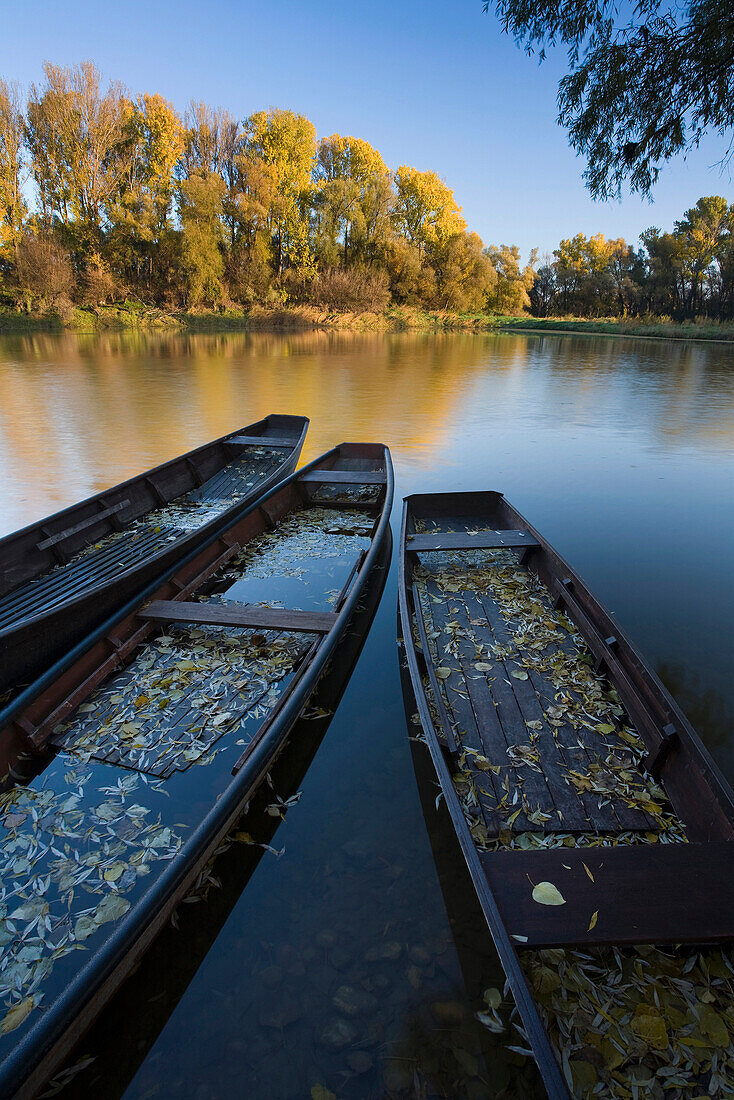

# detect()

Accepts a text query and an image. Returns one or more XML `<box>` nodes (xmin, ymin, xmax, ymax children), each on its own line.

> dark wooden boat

<box><xmin>0</xmin><ymin>442</ymin><xmax>392</xmax><ymax>1099</ymax></box>
<box><xmin>398</xmin><ymin>491</ymin><xmax>734</xmax><ymax>1099</ymax></box>
<box><xmin>48</xmin><ymin>526</ymin><xmax>392</xmax><ymax>1098</ymax></box>
<box><xmin>0</xmin><ymin>413</ymin><xmax>309</xmax><ymax>696</ymax></box>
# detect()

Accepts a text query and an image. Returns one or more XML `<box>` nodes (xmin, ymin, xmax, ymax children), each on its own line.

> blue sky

<box><xmin>2</xmin><ymin>0</ymin><xmax>731</xmax><ymax>258</ymax></box>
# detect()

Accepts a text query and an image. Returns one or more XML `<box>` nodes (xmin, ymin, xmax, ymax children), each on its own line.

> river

<box><xmin>0</xmin><ymin>329</ymin><xmax>732</xmax><ymax>1098</ymax></box>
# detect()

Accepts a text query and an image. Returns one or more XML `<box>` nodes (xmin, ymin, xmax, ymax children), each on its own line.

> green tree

<box><xmin>485</xmin><ymin>0</ymin><xmax>734</xmax><ymax>197</ymax></box>
<box><xmin>178</xmin><ymin>171</ymin><xmax>226</xmax><ymax>306</ymax></box>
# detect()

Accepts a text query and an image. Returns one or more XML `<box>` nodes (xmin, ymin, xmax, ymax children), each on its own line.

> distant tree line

<box><xmin>531</xmin><ymin>197</ymin><xmax>734</xmax><ymax>319</ymax></box>
<box><xmin>0</xmin><ymin>62</ymin><xmax>731</xmax><ymax>322</ymax></box>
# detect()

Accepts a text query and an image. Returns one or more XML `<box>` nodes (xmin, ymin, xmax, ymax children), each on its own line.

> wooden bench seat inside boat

<box><xmin>481</xmin><ymin>841</ymin><xmax>734</xmax><ymax>948</ymax></box>
<box><xmin>139</xmin><ymin>600</ymin><xmax>338</xmax><ymax>634</ymax></box>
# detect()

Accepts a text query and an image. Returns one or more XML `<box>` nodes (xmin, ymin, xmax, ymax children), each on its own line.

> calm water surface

<box><xmin>0</xmin><ymin>331</ymin><xmax>732</xmax><ymax>1098</ymax></box>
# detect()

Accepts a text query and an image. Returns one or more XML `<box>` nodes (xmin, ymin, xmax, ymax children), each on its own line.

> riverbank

<box><xmin>2</xmin><ymin>304</ymin><xmax>734</xmax><ymax>341</ymax></box>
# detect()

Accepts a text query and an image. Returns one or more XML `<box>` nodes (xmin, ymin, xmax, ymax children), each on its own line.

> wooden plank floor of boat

<box><xmin>414</xmin><ymin>569</ymin><xmax>659</xmax><ymax>839</ymax></box>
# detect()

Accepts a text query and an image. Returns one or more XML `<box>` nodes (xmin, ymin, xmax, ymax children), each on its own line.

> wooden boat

<box><xmin>398</xmin><ymin>491</ymin><xmax>734</xmax><ymax>1099</ymax></box>
<box><xmin>0</xmin><ymin>414</ymin><xmax>309</xmax><ymax>696</ymax></box>
<box><xmin>49</xmin><ymin>525</ymin><xmax>392</xmax><ymax>1096</ymax></box>
<box><xmin>0</xmin><ymin>442</ymin><xmax>392</xmax><ymax>1099</ymax></box>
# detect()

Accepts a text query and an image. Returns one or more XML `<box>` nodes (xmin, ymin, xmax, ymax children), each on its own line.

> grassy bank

<box><xmin>2</xmin><ymin>304</ymin><xmax>734</xmax><ymax>341</ymax></box>
<box><xmin>494</xmin><ymin>315</ymin><xmax>734</xmax><ymax>342</ymax></box>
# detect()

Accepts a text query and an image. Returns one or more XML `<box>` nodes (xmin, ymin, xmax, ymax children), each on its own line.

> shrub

<box><xmin>78</xmin><ymin>256</ymin><xmax>119</xmax><ymax>307</ymax></box>
<box><xmin>311</xmin><ymin>265</ymin><xmax>390</xmax><ymax>313</ymax></box>
<box><xmin>15</xmin><ymin>234</ymin><xmax>74</xmax><ymax>307</ymax></box>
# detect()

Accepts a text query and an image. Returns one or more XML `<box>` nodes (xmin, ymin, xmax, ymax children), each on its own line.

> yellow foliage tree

<box><xmin>392</xmin><ymin>166</ymin><xmax>466</xmax><ymax>255</ymax></box>
<box><xmin>241</xmin><ymin>109</ymin><xmax>316</xmax><ymax>276</ymax></box>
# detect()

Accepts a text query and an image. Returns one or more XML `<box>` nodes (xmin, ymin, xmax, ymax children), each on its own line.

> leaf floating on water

<box><xmin>74</xmin><ymin>913</ymin><xmax>98</xmax><ymax>941</ymax></box>
<box><xmin>587</xmin><ymin>910</ymin><xmax>598</xmax><ymax>931</ymax></box>
<box><xmin>1</xmin><ymin>996</ymin><xmax>34</xmax><ymax>1034</ymax></box>
<box><xmin>95</xmin><ymin>893</ymin><xmax>131</xmax><ymax>925</ymax></box>
<box><xmin>532</xmin><ymin>881</ymin><xmax>566</xmax><ymax>906</ymax></box>
<box><xmin>582</xmin><ymin>862</ymin><xmax>594</xmax><ymax>882</ymax></box>
<box><xmin>103</xmin><ymin>861</ymin><xmax>125</xmax><ymax>883</ymax></box>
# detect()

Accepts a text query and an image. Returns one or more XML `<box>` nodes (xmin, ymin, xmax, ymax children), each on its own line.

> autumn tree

<box><xmin>673</xmin><ymin>196</ymin><xmax>732</xmax><ymax>317</ymax></box>
<box><xmin>313</xmin><ymin>135</ymin><xmax>393</xmax><ymax>266</ymax></box>
<box><xmin>15</xmin><ymin>233</ymin><xmax>73</xmax><ymax>310</ymax></box>
<box><xmin>384</xmin><ymin>235</ymin><xmax>437</xmax><ymax>305</ymax></box>
<box><xmin>486</xmin><ymin>244</ymin><xmax>537</xmax><ymax>313</ymax></box>
<box><xmin>178</xmin><ymin>171</ymin><xmax>226</xmax><ymax>306</ymax></box>
<box><xmin>432</xmin><ymin>231</ymin><xmax>497</xmax><ymax>311</ymax></box>
<box><xmin>0</xmin><ymin>81</ymin><xmax>26</xmax><ymax>262</ymax></box>
<box><xmin>392</xmin><ymin>166</ymin><xmax>466</xmax><ymax>256</ymax></box>
<box><xmin>108</xmin><ymin>92</ymin><xmax>184</xmax><ymax>290</ymax></box>
<box><xmin>25</xmin><ymin>62</ymin><xmax>134</xmax><ymax>253</ymax></box>
<box><xmin>240</xmin><ymin>109</ymin><xmax>316</xmax><ymax>278</ymax></box>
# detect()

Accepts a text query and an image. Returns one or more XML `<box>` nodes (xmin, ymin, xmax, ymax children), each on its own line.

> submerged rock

<box><xmin>409</xmin><ymin>944</ymin><xmax>431</xmax><ymax>966</ymax></box>
<box><xmin>345</xmin><ymin>1050</ymin><xmax>374</xmax><ymax>1075</ymax></box>
<box><xmin>259</xmin><ymin>996</ymin><xmax>301</xmax><ymax>1029</ymax></box>
<box><xmin>365</xmin><ymin>940</ymin><xmax>402</xmax><ymax>962</ymax></box>
<box><xmin>332</xmin><ymin>984</ymin><xmax>378</xmax><ymax>1017</ymax></box>
<box><xmin>316</xmin><ymin>1016</ymin><xmax>358</xmax><ymax>1050</ymax></box>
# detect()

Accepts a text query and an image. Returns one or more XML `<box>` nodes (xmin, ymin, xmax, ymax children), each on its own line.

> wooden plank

<box><xmin>407</xmin><ymin>530</ymin><xmax>539</xmax><ymax>553</ymax></box>
<box><xmin>458</xmin><ymin>597</ymin><xmax>567</xmax><ymax>830</ymax></box>
<box><xmin>226</xmin><ymin>435</ymin><xmax>296</xmax><ymax>448</ymax></box>
<box><xmin>478</xmin><ymin>590</ymin><xmax>652</xmax><ymax>834</ymax></box>
<box><xmin>481</xmin><ymin>842</ymin><xmax>734</xmax><ymax>947</ymax></box>
<box><xmin>420</xmin><ymin>580</ymin><xmax>504</xmax><ymax>833</ymax></box>
<box><xmin>36</xmin><ymin>501</ymin><xmax>131</xmax><ymax>550</ymax></box>
<box><xmin>464</xmin><ymin>594</ymin><xmax>589</xmax><ymax>832</ymax></box>
<box><xmin>412</xmin><ymin>584</ymin><xmax>457</xmax><ymax>753</ymax></box>
<box><xmin>300</xmin><ymin>469</ymin><xmax>386</xmax><ymax>485</ymax></box>
<box><xmin>139</xmin><ymin>599</ymin><xmax>337</xmax><ymax>634</ymax></box>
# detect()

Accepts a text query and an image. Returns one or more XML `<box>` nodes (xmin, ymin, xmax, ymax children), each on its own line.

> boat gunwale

<box><xmin>0</xmin><ymin>441</ymin><xmax>393</xmax><ymax>1100</ymax></box>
